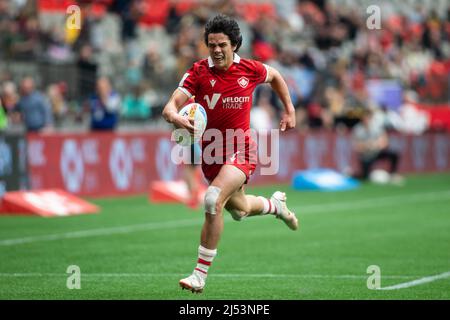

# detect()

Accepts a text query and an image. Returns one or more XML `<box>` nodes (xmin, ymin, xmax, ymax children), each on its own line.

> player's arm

<box><xmin>162</xmin><ymin>88</ymin><xmax>195</xmax><ymax>133</ymax></box>
<box><xmin>265</xmin><ymin>65</ymin><xmax>296</xmax><ymax>131</ymax></box>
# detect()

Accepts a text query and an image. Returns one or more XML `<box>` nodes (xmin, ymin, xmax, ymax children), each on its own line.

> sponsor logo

<box><xmin>434</xmin><ymin>135</ymin><xmax>448</xmax><ymax>169</ymax></box>
<box><xmin>204</xmin><ymin>94</ymin><xmax>250</xmax><ymax>110</ymax></box>
<box><xmin>222</xmin><ymin>97</ymin><xmax>250</xmax><ymax>103</ymax></box>
<box><xmin>204</xmin><ymin>93</ymin><xmax>221</xmax><ymax>110</ymax></box>
<box><xmin>305</xmin><ymin>136</ymin><xmax>327</xmax><ymax>169</ymax></box>
<box><xmin>28</xmin><ymin>140</ymin><xmax>46</xmax><ymax>166</ymax></box>
<box><xmin>335</xmin><ymin>135</ymin><xmax>352</xmax><ymax>173</ymax></box>
<box><xmin>230</xmin><ymin>151</ymin><xmax>240</xmax><ymax>162</ymax></box>
<box><xmin>210</xmin><ymin>79</ymin><xmax>216</xmax><ymax>87</ymax></box>
<box><xmin>222</xmin><ymin>96</ymin><xmax>249</xmax><ymax>109</ymax></box>
<box><xmin>188</xmin><ymin>104</ymin><xmax>197</xmax><ymax>119</ymax></box>
<box><xmin>60</xmin><ymin>140</ymin><xmax>84</xmax><ymax>193</ymax></box>
<box><xmin>109</xmin><ymin>139</ymin><xmax>133</xmax><ymax>190</ymax></box>
<box><xmin>412</xmin><ymin>137</ymin><xmax>427</xmax><ymax>170</ymax></box>
<box><xmin>156</xmin><ymin>139</ymin><xmax>177</xmax><ymax>181</ymax></box>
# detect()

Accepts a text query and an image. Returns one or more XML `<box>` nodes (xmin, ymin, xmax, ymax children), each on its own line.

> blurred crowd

<box><xmin>0</xmin><ymin>0</ymin><xmax>449</xmax><ymax>134</ymax></box>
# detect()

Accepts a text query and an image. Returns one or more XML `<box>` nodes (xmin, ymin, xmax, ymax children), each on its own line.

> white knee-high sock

<box><xmin>194</xmin><ymin>245</ymin><xmax>217</xmax><ymax>278</ymax></box>
<box><xmin>257</xmin><ymin>196</ymin><xmax>278</xmax><ymax>215</ymax></box>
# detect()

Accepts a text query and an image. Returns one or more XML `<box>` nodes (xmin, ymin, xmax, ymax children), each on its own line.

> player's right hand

<box><xmin>172</xmin><ymin>113</ymin><xmax>195</xmax><ymax>134</ymax></box>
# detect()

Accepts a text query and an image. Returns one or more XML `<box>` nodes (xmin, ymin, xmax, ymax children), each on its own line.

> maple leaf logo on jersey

<box><xmin>237</xmin><ymin>77</ymin><xmax>249</xmax><ymax>88</ymax></box>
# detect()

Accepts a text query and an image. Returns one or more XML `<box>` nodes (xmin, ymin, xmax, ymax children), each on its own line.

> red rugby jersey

<box><xmin>178</xmin><ymin>54</ymin><xmax>268</xmax><ymax>134</ymax></box>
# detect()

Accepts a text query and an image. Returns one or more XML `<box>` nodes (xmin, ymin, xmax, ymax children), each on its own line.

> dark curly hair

<box><xmin>204</xmin><ymin>14</ymin><xmax>242</xmax><ymax>52</ymax></box>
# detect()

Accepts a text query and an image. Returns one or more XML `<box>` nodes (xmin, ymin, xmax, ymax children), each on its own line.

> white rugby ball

<box><xmin>173</xmin><ymin>103</ymin><xmax>207</xmax><ymax>146</ymax></box>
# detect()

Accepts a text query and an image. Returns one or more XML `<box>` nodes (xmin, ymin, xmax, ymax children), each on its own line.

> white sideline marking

<box><xmin>378</xmin><ymin>271</ymin><xmax>450</xmax><ymax>290</ymax></box>
<box><xmin>0</xmin><ymin>272</ymin><xmax>416</xmax><ymax>279</ymax></box>
<box><xmin>0</xmin><ymin>190</ymin><xmax>449</xmax><ymax>247</ymax></box>
<box><xmin>0</xmin><ymin>218</ymin><xmax>205</xmax><ymax>246</ymax></box>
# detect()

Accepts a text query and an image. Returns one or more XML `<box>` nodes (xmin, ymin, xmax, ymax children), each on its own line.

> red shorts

<box><xmin>201</xmin><ymin>139</ymin><xmax>257</xmax><ymax>184</ymax></box>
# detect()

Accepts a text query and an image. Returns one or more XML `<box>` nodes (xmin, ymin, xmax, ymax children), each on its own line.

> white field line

<box><xmin>0</xmin><ymin>190</ymin><xmax>449</xmax><ymax>247</ymax></box>
<box><xmin>378</xmin><ymin>271</ymin><xmax>450</xmax><ymax>290</ymax></box>
<box><xmin>0</xmin><ymin>218</ymin><xmax>205</xmax><ymax>246</ymax></box>
<box><xmin>0</xmin><ymin>272</ymin><xmax>417</xmax><ymax>280</ymax></box>
<box><xmin>2</xmin><ymin>272</ymin><xmax>448</xmax><ymax>290</ymax></box>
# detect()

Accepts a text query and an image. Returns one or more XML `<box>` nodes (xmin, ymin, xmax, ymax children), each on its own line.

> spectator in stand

<box><xmin>352</xmin><ymin>108</ymin><xmax>404</xmax><ymax>184</ymax></box>
<box><xmin>0</xmin><ymin>0</ymin><xmax>447</xmax><ymax>131</ymax></box>
<box><xmin>5</xmin><ymin>15</ymin><xmax>40</xmax><ymax>60</ymax></box>
<box><xmin>87</xmin><ymin>76</ymin><xmax>121</xmax><ymax>131</ymax></box>
<box><xmin>113</xmin><ymin>0</ymin><xmax>143</xmax><ymax>42</ymax></box>
<box><xmin>77</xmin><ymin>44</ymin><xmax>98</xmax><ymax>102</ymax></box>
<box><xmin>251</xmin><ymin>86</ymin><xmax>276</xmax><ymax>132</ymax></box>
<box><xmin>46</xmin><ymin>83</ymin><xmax>68</xmax><ymax>128</ymax></box>
<box><xmin>0</xmin><ymin>81</ymin><xmax>20</xmax><ymax>125</ymax></box>
<box><xmin>0</xmin><ymin>0</ymin><xmax>13</xmax><ymax>60</ymax></box>
<box><xmin>0</xmin><ymin>99</ymin><xmax>7</xmax><ymax>130</ymax></box>
<box><xmin>122</xmin><ymin>82</ymin><xmax>151</xmax><ymax>121</ymax></box>
<box><xmin>16</xmin><ymin>76</ymin><xmax>53</xmax><ymax>133</ymax></box>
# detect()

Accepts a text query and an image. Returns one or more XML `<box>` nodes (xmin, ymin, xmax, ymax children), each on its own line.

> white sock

<box><xmin>194</xmin><ymin>245</ymin><xmax>217</xmax><ymax>278</ymax></box>
<box><xmin>257</xmin><ymin>196</ymin><xmax>278</xmax><ymax>215</ymax></box>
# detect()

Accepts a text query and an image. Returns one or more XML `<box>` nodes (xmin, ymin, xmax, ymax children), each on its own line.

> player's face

<box><xmin>207</xmin><ymin>33</ymin><xmax>237</xmax><ymax>71</ymax></box>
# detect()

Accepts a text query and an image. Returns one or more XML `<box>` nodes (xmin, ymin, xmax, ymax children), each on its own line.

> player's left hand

<box><xmin>280</xmin><ymin>110</ymin><xmax>296</xmax><ymax>132</ymax></box>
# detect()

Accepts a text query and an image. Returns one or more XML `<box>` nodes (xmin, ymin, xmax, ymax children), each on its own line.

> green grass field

<box><xmin>0</xmin><ymin>172</ymin><xmax>449</xmax><ymax>300</ymax></box>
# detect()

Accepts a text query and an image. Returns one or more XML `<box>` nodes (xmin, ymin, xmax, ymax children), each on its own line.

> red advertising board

<box><xmin>27</xmin><ymin>131</ymin><xmax>450</xmax><ymax>197</ymax></box>
<box><xmin>27</xmin><ymin>131</ymin><xmax>177</xmax><ymax>197</ymax></box>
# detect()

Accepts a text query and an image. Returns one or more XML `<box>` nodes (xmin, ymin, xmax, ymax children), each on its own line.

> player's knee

<box><xmin>204</xmin><ymin>186</ymin><xmax>222</xmax><ymax>215</ymax></box>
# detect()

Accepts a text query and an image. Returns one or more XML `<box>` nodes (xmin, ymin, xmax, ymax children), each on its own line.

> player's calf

<box><xmin>226</xmin><ymin>208</ymin><xmax>248</xmax><ymax>221</ymax></box>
